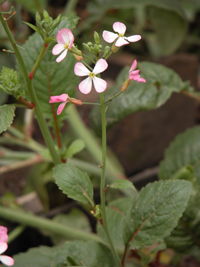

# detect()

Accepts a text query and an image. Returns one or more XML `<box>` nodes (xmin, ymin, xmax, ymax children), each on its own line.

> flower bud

<box><xmin>111</xmin><ymin>43</ymin><xmax>120</xmax><ymax>53</ymax></box>
<box><xmin>87</xmin><ymin>42</ymin><xmax>93</xmax><ymax>47</ymax></box>
<box><xmin>121</xmin><ymin>78</ymin><xmax>131</xmax><ymax>92</ymax></box>
<box><xmin>94</xmin><ymin>31</ymin><xmax>100</xmax><ymax>44</ymax></box>
<box><xmin>68</xmin><ymin>97</ymin><xmax>82</xmax><ymax>106</ymax></box>
<box><xmin>93</xmin><ymin>43</ymin><xmax>99</xmax><ymax>53</ymax></box>
<box><xmin>83</xmin><ymin>43</ymin><xmax>91</xmax><ymax>52</ymax></box>
<box><xmin>43</xmin><ymin>10</ymin><xmax>50</xmax><ymax>22</ymax></box>
<box><xmin>103</xmin><ymin>46</ymin><xmax>110</xmax><ymax>58</ymax></box>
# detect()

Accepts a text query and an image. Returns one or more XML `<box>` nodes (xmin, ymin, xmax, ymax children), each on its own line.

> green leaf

<box><xmin>109</xmin><ymin>180</ymin><xmax>136</xmax><ymax>190</ymax></box>
<box><xmin>23</xmin><ymin>21</ymin><xmax>43</xmax><ymax>37</ymax></box>
<box><xmin>124</xmin><ymin>180</ymin><xmax>192</xmax><ymax>248</ymax></box>
<box><xmin>53</xmin><ymin>163</ymin><xmax>94</xmax><ymax>205</ymax></box>
<box><xmin>90</xmin><ymin>62</ymin><xmax>192</xmax><ymax>135</ymax></box>
<box><xmin>12</xmin><ymin>0</ymin><xmax>46</xmax><ymax>13</ymax></box>
<box><xmin>148</xmin><ymin>7</ymin><xmax>187</xmax><ymax>55</ymax></box>
<box><xmin>66</xmin><ymin>139</ymin><xmax>85</xmax><ymax>158</ymax></box>
<box><xmin>13</xmin><ymin>241</ymin><xmax>116</xmax><ymax>267</ymax></box>
<box><xmin>0</xmin><ymin>105</ymin><xmax>15</xmax><ymax>134</ymax></box>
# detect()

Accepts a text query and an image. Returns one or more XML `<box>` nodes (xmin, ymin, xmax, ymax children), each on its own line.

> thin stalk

<box><xmin>105</xmin><ymin>91</ymin><xmax>122</xmax><ymax>103</ymax></box>
<box><xmin>181</xmin><ymin>90</ymin><xmax>200</xmax><ymax>103</ymax></box>
<box><xmin>8</xmin><ymin>225</ymin><xmax>26</xmax><ymax>244</ymax></box>
<box><xmin>0</xmin><ymin>206</ymin><xmax>102</xmax><ymax>243</ymax></box>
<box><xmin>100</xmin><ymin>93</ymin><xmax>122</xmax><ymax>267</ymax></box>
<box><xmin>0</xmin><ymin>11</ymin><xmax>61</xmax><ymax>165</ymax></box>
<box><xmin>82</xmin><ymin>102</ymin><xmax>101</xmax><ymax>106</ymax></box>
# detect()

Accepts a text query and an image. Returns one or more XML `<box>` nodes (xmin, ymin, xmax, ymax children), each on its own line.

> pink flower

<box><xmin>103</xmin><ymin>22</ymin><xmax>141</xmax><ymax>47</ymax></box>
<box><xmin>0</xmin><ymin>226</ymin><xmax>8</xmax><ymax>243</ymax></box>
<box><xmin>0</xmin><ymin>242</ymin><xmax>14</xmax><ymax>266</ymax></box>
<box><xmin>129</xmin><ymin>60</ymin><xmax>146</xmax><ymax>83</ymax></box>
<box><xmin>52</xmin><ymin>29</ymin><xmax>74</xmax><ymax>63</ymax></box>
<box><xmin>49</xmin><ymin>93</ymin><xmax>82</xmax><ymax>115</ymax></box>
<box><xmin>74</xmin><ymin>59</ymin><xmax>108</xmax><ymax>94</ymax></box>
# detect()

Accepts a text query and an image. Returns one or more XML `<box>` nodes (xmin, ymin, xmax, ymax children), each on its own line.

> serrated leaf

<box><xmin>124</xmin><ymin>180</ymin><xmax>192</xmax><ymax>248</ymax></box>
<box><xmin>66</xmin><ymin>139</ymin><xmax>85</xmax><ymax>158</ymax></box>
<box><xmin>109</xmin><ymin>180</ymin><xmax>136</xmax><ymax>190</ymax></box>
<box><xmin>90</xmin><ymin>62</ymin><xmax>192</xmax><ymax>134</ymax></box>
<box><xmin>0</xmin><ymin>105</ymin><xmax>15</xmax><ymax>134</ymax></box>
<box><xmin>53</xmin><ymin>163</ymin><xmax>94</xmax><ymax>205</ymax></box>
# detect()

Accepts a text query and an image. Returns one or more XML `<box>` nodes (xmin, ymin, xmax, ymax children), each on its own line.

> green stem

<box><xmin>0</xmin><ymin>206</ymin><xmax>102</xmax><ymax>242</ymax></box>
<box><xmin>0</xmin><ymin>12</ymin><xmax>61</xmax><ymax>165</ymax></box>
<box><xmin>82</xmin><ymin>53</ymin><xmax>96</xmax><ymax>64</ymax></box>
<box><xmin>8</xmin><ymin>225</ymin><xmax>26</xmax><ymax>244</ymax></box>
<box><xmin>100</xmin><ymin>93</ymin><xmax>122</xmax><ymax>267</ymax></box>
<box><xmin>105</xmin><ymin>91</ymin><xmax>122</xmax><ymax>103</ymax></box>
<box><xmin>81</xmin><ymin>59</ymin><xmax>93</xmax><ymax>71</ymax></box>
<box><xmin>82</xmin><ymin>102</ymin><xmax>100</xmax><ymax>106</ymax></box>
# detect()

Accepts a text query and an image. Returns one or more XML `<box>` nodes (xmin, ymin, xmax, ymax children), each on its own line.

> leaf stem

<box><xmin>8</xmin><ymin>225</ymin><xmax>26</xmax><ymax>244</ymax></box>
<box><xmin>100</xmin><ymin>93</ymin><xmax>122</xmax><ymax>267</ymax></box>
<box><xmin>0</xmin><ymin>11</ymin><xmax>61</xmax><ymax>165</ymax></box>
<box><xmin>82</xmin><ymin>101</ymin><xmax>100</xmax><ymax>106</ymax></box>
<box><xmin>105</xmin><ymin>90</ymin><xmax>122</xmax><ymax>103</ymax></box>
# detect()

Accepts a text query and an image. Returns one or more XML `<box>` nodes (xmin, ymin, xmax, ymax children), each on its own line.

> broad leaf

<box><xmin>90</xmin><ymin>62</ymin><xmax>192</xmax><ymax>135</ymax></box>
<box><xmin>109</xmin><ymin>180</ymin><xmax>136</xmax><ymax>190</ymax></box>
<box><xmin>124</xmin><ymin>180</ymin><xmax>192</xmax><ymax>248</ymax></box>
<box><xmin>0</xmin><ymin>105</ymin><xmax>15</xmax><ymax>134</ymax></box>
<box><xmin>66</xmin><ymin>139</ymin><xmax>85</xmax><ymax>158</ymax></box>
<box><xmin>53</xmin><ymin>163</ymin><xmax>94</xmax><ymax>205</ymax></box>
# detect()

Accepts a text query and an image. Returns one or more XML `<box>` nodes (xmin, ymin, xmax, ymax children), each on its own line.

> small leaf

<box><xmin>66</xmin><ymin>139</ymin><xmax>85</xmax><ymax>158</ymax></box>
<box><xmin>23</xmin><ymin>21</ymin><xmax>43</xmax><ymax>38</ymax></box>
<box><xmin>0</xmin><ymin>105</ymin><xmax>15</xmax><ymax>134</ymax></box>
<box><xmin>53</xmin><ymin>163</ymin><xmax>94</xmax><ymax>205</ymax></box>
<box><xmin>109</xmin><ymin>180</ymin><xmax>136</xmax><ymax>190</ymax></box>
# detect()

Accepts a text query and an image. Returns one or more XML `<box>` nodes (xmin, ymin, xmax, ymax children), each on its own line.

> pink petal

<box><xmin>115</xmin><ymin>37</ymin><xmax>129</xmax><ymax>47</ymax></box>
<box><xmin>49</xmin><ymin>94</ymin><xmax>68</xmax><ymax>103</ymax></box>
<box><xmin>113</xmin><ymin>22</ymin><xmax>126</xmax><ymax>34</ymax></box>
<box><xmin>56</xmin><ymin>31</ymin><xmax>65</xmax><ymax>44</ymax></box>
<box><xmin>0</xmin><ymin>256</ymin><xmax>14</xmax><ymax>266</ymax></box>
<box><xmin>0</xmin><ymin>242</ymin><xmax>7</xmax><ymax>254</ymax></box>
<box><xmin>60</xmin><ymin>29</ymin><xmax>74</xmax><ymax>48</ymax></box>
<box><xmin>93</xmin><ymin>59</ymin><xmax>108</xmax><ymax>75</ymax></box>
<box><xmin>56</xmin><ymin>49</ymin><xmax>68</xmax><ymax>63</ymax></box>
<box><xmin>129</xmin><ymin>70</ymin><xmax>140</xmax><ymax>79</ymax></box>
<box><xmin>78</xmin><ymin>77</ymin><xmax>92</xmax><ymax>94</ymax></box>
<box><xmin>57</xmin><ymin>102</ymin><xmax>66</xmax><ymax>115</ymax></box>
<box><xmin>102</xmin><ymin>31</ymin><xmax>118</xmax><ymax>43</ymax></box>
<box><xmin>0</xmin><ymin>227</ymin><xmax>8</xmax><ymax>243</ymax></box>
<box><xmin>93</xmin><ymin>76</ymin><xmax>107</xmax><ymax>93</ymax></box>
<box><xmin>74</xmin><ymin>62</ymin><xmax>90</xmax><ymax>76</ymax></box>
<box><xmin>126</xmin><ymin>35</ymin><xmax>141</xmax><ymax>42</ymax></box>
<box><xmin>130</xmin><ymin>60</ymin><xmax>137</xmax><ymax>72</ymax></box>
<box><xmin>137</xmin><ymin>77</ymin><xmax>146</xmax><ymax>83</ymax></box>
<box><xmin>52</xmin><ymin>44</ymin><xmax>65</xmax><ymax>55</ymax></box>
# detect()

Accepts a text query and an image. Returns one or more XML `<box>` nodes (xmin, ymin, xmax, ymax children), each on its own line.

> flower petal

<box><xmin>129</xmin><ymin>60</ymin><xmax>137</xmax><ymax>72</ymax></box>
<box><xmin>126</xmin><ymin>35</ymin><xmax>141</xmax><ymax>42</ymax></box>
<box><xmin>74</xmin><ymin>62</ymin><xmax>90</xmax><ymax>76</ymax></box>
<box><xmin>0</xmin><ymin>226</ymin><xmax>8</xmax><ymax>243</ymax></box>
<box><xmin>93</xmin><ymin>76</ymin><xmax>107</xmax><ymax>93</ymax></box>
<box><xmin>57</xmin><ymin>102</ymin><xmax>66</xmax><ymax>115</ymax></box>
<box><xmin>113</xmin><ymin>22</ymin><xmax>126</xmax><ymax>34</ymax></box>
<box><xmin>56</xmin><ymin>49</ymin><xmax>68</xmax><ymax>63</ymax></box>
<box><xmin>78</xmin><ymin>77</ymin><xmax>92</xmax><ymax>94</ymax></box>
<box><xmin>0</xmin><ymin>256</ymin><xmax>14</xmax><ymax>266</ymax></box>
<box><xmin>60</xmin><ymin>29</ymin><xmax>74</xmax><ymax>48</ymax></box>
<box><xmin>115</xmin><ymin>37</ymin><xmax>129</xmax><ymax>47</ymax></box>
<box><xmin>102</xmin><ymin>31</ymin><xmax>118</xmax><ymax>43</ymax></box>
<box><xmin>49</xmin><ymin>94</ymin><xmax>68</xmax><ymax>103</ymax></box>
<box><xmin>93</xmin><ymin>59</ymin><xmax>108</xmax><ymax>75</ymax></box>
<box><xmin>137</xmin><ymin>77</ymin><xmax>146</xmax><ymax>83</ymax></box>
<box><xmin>0</xmin><ymin>242</ymin><xmax>7</xmax><ymax>254</ymax></box>
<box><xmin>52</xmin><ymin>44</ymin><xmax>65</xmax><ymax>55</ymax></box>
<box><xmin>56</xmin><ymin>31</ymin><xmax>65</xmax><ymax>44</ymax></box>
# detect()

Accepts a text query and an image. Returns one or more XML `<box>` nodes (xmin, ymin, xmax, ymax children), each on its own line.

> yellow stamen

<box><xmin>118</xmin><ymin>33</ymin><xmax>124</xmax><ymax>37</ymax></box>
<box><xmin>64</xmin><ymin>43</ymin><xmax>69</xmax><ymax>49</ymax></box>
<box><xmin>90</xmin><ymin>72</ymin><xmax>95</xmax><ymax>78</ymax></box>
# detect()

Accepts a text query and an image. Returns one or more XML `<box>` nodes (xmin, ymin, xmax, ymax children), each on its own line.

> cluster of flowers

<box><xmin>0</xmin><ymin>226</ymin><xmax>14</xmax><ymax>266</ymax></box>
<box><xmin>50</xmin><ymin>22</ymin><xmax>146</xmax><ymax>115</ymax></box>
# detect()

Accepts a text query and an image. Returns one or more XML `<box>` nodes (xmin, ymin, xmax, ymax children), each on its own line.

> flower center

<box><xmin>89</xmin><ymin>72</ymin><xmax>95</xmax><ymax>78</ymax></box>
<box><xmin>64</xmin><ymin>43</ymin><xmax>69</xmax><ymax>49</ymax></box>
<box><xmin>118</xmin><ymin>33</ymin><xmax>124</xmax><ymax>37</ymax></box>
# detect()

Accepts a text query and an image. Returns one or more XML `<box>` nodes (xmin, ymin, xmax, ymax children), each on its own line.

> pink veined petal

<box><xmin>78</xmin><ymin>77</ymin><xmax>92</xmax><ymax>94</ymax></box>
<box><xmin>56</xmin><ymin>31</ymin><xmax>65</xmax><ymax>44</ymax></box>
<box><xmin>57</xmin><ymin>102</ymin><xmax>67</xmax><ymax>115</ymax></box>
<box><xmin>49</xmin><ymin>94</ymin><xmax>68</xmax><ymax>103</ymax></box>
<box><xmin>130</xmin><ymin>60</ymin><xmax>137</xmax><ymax>72</ymax></box>
<box><xmin>0</xmin><ymin>242</ymin><xmax>7</xmax><ymax>254</ymax></box>
<box><xmin>113</xmin><ymin>22</ymin><xmax>126</xmax><ymax>34</ymax></box>
<box><xmin>0</xmin><ymin>256</ymin><xmax>14</xmax><ymax>266</ymax></box>
<box><xmin>93</xmin><ymin>59</ymin><xmax>108</xmax><ymax>75</ymax></box>
<box><xmin>0</xmin><ymin>226</ymin><xmax>8</xmax><ymax>243</ymax></box>
<box><xmin>56</xmin><ymin>49</ymin><xmax>68</xmax><ymax>63</ymax></box>
<box><xmin>60</xmin><ymin>29</ymin><xmax>74</xmax><ymax>48</ymax></box>
<box><xmin>115</xmin><ymin>37</ymin><xmax>129</xmax><ymax>47</ymax></box>
<box><xmin>74</xmin><ymin>62</ymin><xmax>90</xmax><ymax>76</ymax></box>
<box><xmin>130</xmin><ymin>74</ymin><xmax>140</xmax><ymax>81</ymax></box>
<box><xmin>52</xmin><ymin>44</ymin><xmax>65</xmax><ymax>55</ymax></box>
<box><xmin>93</xmin><ymin>76</ymin><xmax>107</xmax><ymax>93</ymax></box>
<box><xmin>125</xmin><ymin>35</ymin><xmax>141</xmax><ymax>42</ymax></box>
<box><xmin>129</xmin><ymin>70</ymin><xmax>140</xmax><ymax>79</ymax></box>
<box><xmin>102</xmin><ymin>31</ymin><xmax>118</xmax><ymax>43</ymax></box>
<box><xmin>137</xmin><ymin>77</ymin><xmax>146</xmax><ymax>83</ymax></box>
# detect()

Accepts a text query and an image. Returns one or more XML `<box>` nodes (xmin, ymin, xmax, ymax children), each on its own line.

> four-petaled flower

<box><xmin>0</xmin><ymin>242</ymin><xmax>14</xmax><ymax>266</ymax></box>
<box><xmin>129</xmin><ymin>60</ymin><xmax>146</xmax><ymax>83</ymax></box>
<box><xmin>103</xmin><ymin>22</ymin><xmax>141</xmax><ymax>47</ymax></box>
<box><xmin>74</xmin><ymin>59</ymin><xmax>108</xmax><ymax>94</ymax></box>
<box><xmin>49</xmin><ymin>93</ymin><xmax>82</xmax><ymax>115</ymax></box>
<box><xmin>52</xmin><ymin>29</ymin><xmax>74</xmax><ymax>63</ymax></box>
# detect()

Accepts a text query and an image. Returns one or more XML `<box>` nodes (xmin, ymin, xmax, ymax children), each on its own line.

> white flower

<box><xmin>0</xmin><ymin>242</ymin><xmax>14</xmax><ymax>266</ymax></box>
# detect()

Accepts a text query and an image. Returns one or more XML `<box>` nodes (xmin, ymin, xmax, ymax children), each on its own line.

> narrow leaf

<box><xmin>66</xmin><ymin>139</ymin><xmax>85</xmax><ymax>158</ymax></box>
<box><xmin>0</xmin><ymin>105</ymin><xmax>15</xmax><ymax>134</ymax></box>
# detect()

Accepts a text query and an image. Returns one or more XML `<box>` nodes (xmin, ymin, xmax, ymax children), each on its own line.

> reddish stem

<box><xmin>19</xmin><ymin>97</ymin><xmax>35</xmax><ymax>109</ymax></box>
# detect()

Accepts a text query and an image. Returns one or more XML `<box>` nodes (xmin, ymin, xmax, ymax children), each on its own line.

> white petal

<box><xmin>78</xmin><ymin>77</ymin><xmax>92</xmax><ymax>94</ymax></box>
<box><xmin>56</xmin><ymin>31</ymin><xmax>65</xmax><ymax>44</ymax></box>
<box><xmin>102</xmin><ymin>31</ymin><xmax>118</xmax><ymax>43</ymax></box>
<box><xmin>60</xmin><ymin>29</ymin><xmax>74</xmax><ymax>45</ymax></box>
<box><xmin>126</xmin><ymin>35</ymin><xmax>141</xmax><ymax>42</ymax></box>
<box><xmin>74</xmin><ymin>62</ymin><xmax>90</xmax><ymax>76</ymax></box>
<box><xmin>0</xmin><ymin>256</ymin><xmax>14</xmax><ymax>266</ymax></box>
<box><xmin>113</xmin><ymin>22</ymin><xmax>126</xmax><ymax>34</ymax></box>
<box><xmin>115</xmin><ymin>37</ymin><xmax>129</xmax><ymax>47</ymax></box>
<box><xmin>52</xmin><ymin>44</ymin><xmax>65</xmax><ymax>55</ymax></box>
<box><xmin>93</xmin><ymin>76</ymin><xmax>107</xmax><ymax>93</ymax></box>
<box><xmin>56</xmin><ymin>49</ymin><xmax>68</xmax><ymax>63</ymax></box>
<box><xmin>93</xmin><ymin>59</ymin><xmax>108</xmax><ymax>75</ymax></box>
<box><xmin>0</xmin><ymin>242</ymin><xmax>7</xmax><ymax>254</ymax></box>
